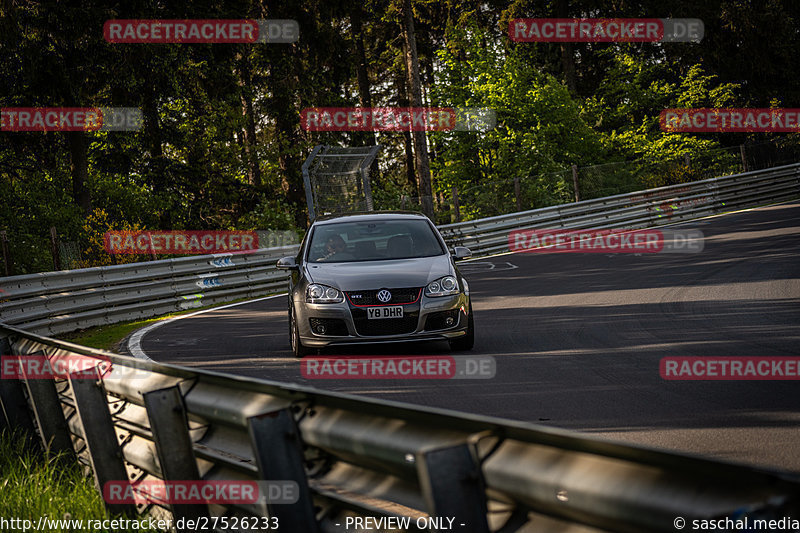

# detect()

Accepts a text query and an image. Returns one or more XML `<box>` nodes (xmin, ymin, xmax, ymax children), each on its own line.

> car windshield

<box><xmin>307</xmin><ymin>219</ymin><xmax>445</xmax><ymax>263</ymax></box>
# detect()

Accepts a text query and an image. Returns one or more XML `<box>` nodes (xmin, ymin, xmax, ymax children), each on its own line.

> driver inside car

<box><xmin>317</xmin><ymin>234</ymin><xmax>350</xmax><ymax>261</ymax></box>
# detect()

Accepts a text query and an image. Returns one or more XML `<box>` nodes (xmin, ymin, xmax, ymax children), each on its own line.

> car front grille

<box><xmin>350</xmin><ymin>308</ymin><xmax>419</xmax><ymax>336</ymax></box>
<box><xmin>345</xmin><ymin>287</ymin><xmax>421</xmax><ymax>306</ymax></box>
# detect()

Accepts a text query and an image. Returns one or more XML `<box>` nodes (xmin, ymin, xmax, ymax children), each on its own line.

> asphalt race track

<box><xmin>129</xmin><ymin>202</ymin><xmax>800</xmax><ymax>472</ymax></box>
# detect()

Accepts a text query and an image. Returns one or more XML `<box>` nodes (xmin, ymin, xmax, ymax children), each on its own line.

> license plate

<box><xmin>367</xmin><ymin>306</ymin><xmax>404</xmax><ymax>319</ymax></box>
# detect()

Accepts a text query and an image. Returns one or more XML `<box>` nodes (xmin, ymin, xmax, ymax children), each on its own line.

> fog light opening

<box><xmin>445</xmin><ymin>316</ymin><xmax>456</xmax><ymax>327</ymax></box>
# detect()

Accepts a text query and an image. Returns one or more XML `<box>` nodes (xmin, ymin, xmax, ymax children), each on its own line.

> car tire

<box><xmin>290</xmin><ymin>309</ymin><xmax>311</xmax><ymax>358</ymax></box>
<box><xmin>449</xmin><ymin>303</ymin><xmax>475</xmax><ymax>351</ymax></box>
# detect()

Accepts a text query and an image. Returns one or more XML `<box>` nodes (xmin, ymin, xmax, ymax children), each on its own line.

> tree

<box><xmin>400</xmin><ymin>0</ymin><xmax>434</xmax><ymax>218</ymax></box>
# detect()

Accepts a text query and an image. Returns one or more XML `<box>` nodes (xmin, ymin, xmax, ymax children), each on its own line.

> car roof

<box><xmin>312</xmin><ymin>211</ymin><xmax>431</xmax><ymax>226</ymax></box>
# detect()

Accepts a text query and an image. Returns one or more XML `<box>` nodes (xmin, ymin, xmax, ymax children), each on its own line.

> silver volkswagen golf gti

<box><xmin>276</xmin><ymin>212</ymin><xmax>474</xmax><ymax>357</ymax></box>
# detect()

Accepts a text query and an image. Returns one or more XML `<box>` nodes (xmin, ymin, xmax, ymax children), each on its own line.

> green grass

<box><xmin>0</xmin><ymin>429</ymin><xmax>165</xmax><ymax>532</ymax></box>
<box><xmin>60</xmin><ymin>318</ymin><xmax>163</xmax><ymax>351</ymax></box>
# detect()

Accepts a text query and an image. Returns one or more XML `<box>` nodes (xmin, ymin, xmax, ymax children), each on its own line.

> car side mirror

<box><xmin>453</xmin><ymin>246</ymin><xmax>472</xmax><ymax>260</ymax></box>
<box><xmin>276</xmin><ymin>256</ymin><xmax>299</xmax><ymax>270</ymax></box>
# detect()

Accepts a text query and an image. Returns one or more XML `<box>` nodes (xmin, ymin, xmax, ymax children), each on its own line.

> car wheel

<box><xmin>449</xmin><ymin>303</ymin><xmax>475</xmax><ymax>351</ymax></box>
<box><xmin>290</xmin><ymin>309</ymin><xmax>310</xmax><ymax>358</ymax></box>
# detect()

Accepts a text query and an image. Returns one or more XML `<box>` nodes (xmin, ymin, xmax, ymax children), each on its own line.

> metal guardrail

<box><xmin>1</xmin><ymin>163</ymin><xmax>799</xmax><ymax>531</ymax></box>
<box><xmin>1</xmin><ymin>164</ymin><xmax>798</xmax><ymax>336</ymax></box>
<box><xmin>0</xmin><ymin>244</ymin><xmax>300</xmax><ymax>336</ymax></box>
<box><xmin>2</xmin><ymin>163</ymin><xmax>798</xmax><ymax>338</ymax></box>
<box><xmin>1</xmin><ymin>324</ymin><xmax>798</xmax><ymax>533</ymax></box>
<box><xmin>438</xmin><ymin>162</ymin><xmax>800</xmax><ymax>256</ymax></box>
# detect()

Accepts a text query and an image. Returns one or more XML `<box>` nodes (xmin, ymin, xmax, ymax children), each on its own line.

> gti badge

<box><xmin>377</xmin><ymin>289</ymin><xmax>392</xmax><ymax>303</ymax></box>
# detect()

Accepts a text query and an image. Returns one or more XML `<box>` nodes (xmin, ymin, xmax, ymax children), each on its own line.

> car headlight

<box><xmin>306</xmin><ymin>283</ymin><xmax>343</xmax><ymax>303</ymax></box>
<box><xmin>425</xmin><ymin>276</ymin><xmax>459</xmax><ymax>297</ymax></box>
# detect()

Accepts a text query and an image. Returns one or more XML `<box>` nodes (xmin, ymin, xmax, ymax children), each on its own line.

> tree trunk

<box><xmin>556</xmin><ymin>0</ymin><xmax>577</xmax><ymax>94</ymax></box>
<box><xmin>67</xmin><ymin>132</ymin><xmax>91</xmax><ymax>215</ymax></box>
<box><xmin>400</xmin><ymin>0</ymin><xmax>434</xmax><ymax>218</ymax></box>
<box><xmin>238</xmin><ymin>53</ymin><xmax>261</xmax><ymax>187</ymax></box>
<box><xmin>350</xmin><ymin>4</ymin><xmax>381</xmax><ymax>186</ymax></box>
<box><xmin>560</xmin><ymin>43</ymin><xmax>577</xmax><ymax>93</ymax></box>
<box><xmin>396</xmin><ymin>74</ymin><xmax>418</xmax><ymax>197</ymax></box>
<box><xmin>138</xmin><ymin>52</ymin><xmax>173</xmax><ymax>227</ymax></box>
<box><xmin>265</xmin><ymin>0</ymin><xmax>305</xmax><ymax>226</ymax></box>
<box><xmin>268</xmin><ymin>58</ymin><xmax>306</xmax><ymax>226</ymax></box>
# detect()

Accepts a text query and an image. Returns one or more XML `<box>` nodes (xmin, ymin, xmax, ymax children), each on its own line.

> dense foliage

<box><xmin>2</xmin><ymin>1</ymin><xmax>799</xmax><ymax>273</ymax></box>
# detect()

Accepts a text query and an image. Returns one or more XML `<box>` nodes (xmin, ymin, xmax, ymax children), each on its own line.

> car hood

<box><xmin>305</xmin><ymin>255</ymin><xmax>453</xmax><ymax>291</ymax></box>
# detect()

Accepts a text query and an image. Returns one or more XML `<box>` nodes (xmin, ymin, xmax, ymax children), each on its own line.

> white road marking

<box><xmin>459</xmin><ymin>261</ymin><xmax>518</xmax><ymax>272</ymax></box>
<box><xmin>127</xmin><ymin>293</ymin><xmax>285</xmax><ymax>360</ymax></box>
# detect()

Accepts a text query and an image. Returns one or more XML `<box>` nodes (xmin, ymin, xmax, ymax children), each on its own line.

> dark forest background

<box><xmin>2</xmin><ymin>0</ymin><xmax>800</xmax><ymax>273</ymax></box>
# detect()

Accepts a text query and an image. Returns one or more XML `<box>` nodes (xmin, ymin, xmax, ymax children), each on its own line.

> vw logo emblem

<box><xmin>377</xmin><ymin>289</ymin><xmax>392</xmax><ymax>303</ymax></box>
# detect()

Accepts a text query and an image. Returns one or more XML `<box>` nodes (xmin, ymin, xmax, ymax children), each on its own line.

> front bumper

<box><xmin>293</xmin><ymin>291</ymin><xmax>470</xmax><ymax>348</ymax></box>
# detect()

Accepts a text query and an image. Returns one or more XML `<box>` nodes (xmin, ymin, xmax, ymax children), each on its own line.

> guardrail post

<box><xmin>302</xmin><ymin>145</ymin><xmax>324</xmax><ymax>221</ymax></box>
<box><xmin>451</xmin><ymin>187</ymin><xmax>461</xmax><ymax>223</ymax></box>
<box><xmin>740</xmin><ymin>144</ymin><xmax>748</xmax><ymax>172</ymax></box>
<box><xmin>360</xmin><ymin>145</ymin><xmax>381</xmax><ymax>213</ymax></box>
<box><xmin>143</xmin><ymin>385</ymin><xmax>209</xmax><ymax>530</ymax></box>
<box><xmin>0</xmin><ymin>336</ymin><xmax>40</xmax><ymax>451</ymax></box>
<box><xmin>416</xmin><ymin>443</ymin><xmax>491</xmax><ymax>533</ymax></box>
<box><xmin>49</xmin><ymin>227</ymin><xmax>61</xmax><ymax>271</ymax></box>
<box><xmin>247</xmin><ymin>409</ymin><xmax>320</xmax><ymax>532</ymax></box>
<box><xmin>362</xmin><ymin>166</ymin><xmax>374</xmax><ymax>212</ymax></box>
<box><xmin>571</xmin><ymin>164</ymin><xmax>581</xmax><ymax>202</ymax></box>
<box><xmin>20</xmin><ymin>351</ymin><xmax>75</xmax><ymax>462</ymax></box>
<box><xmin>0</xmin><ymin>230</ymin><xmax>11</xmax><ymax>276</ymax></box>
<box><xmin>69</xmin><ymin>368</ymin><xmax>136</xmax><ymax>517</ymax></box>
